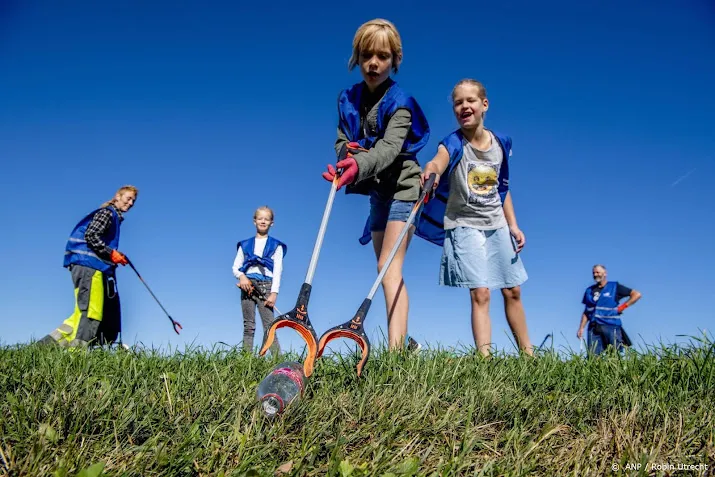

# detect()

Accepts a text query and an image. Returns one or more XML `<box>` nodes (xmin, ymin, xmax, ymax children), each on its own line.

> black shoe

<box><xmin>406</xmin><ymin>336</ymin><xmax>422</xmax><ymax>353</ymax></box>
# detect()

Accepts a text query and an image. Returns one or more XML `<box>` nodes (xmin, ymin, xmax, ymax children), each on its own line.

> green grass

<box><xmin>1</xmin><ymin>338</ymin><xmax>714</xmax><ymax>476</ymax></box>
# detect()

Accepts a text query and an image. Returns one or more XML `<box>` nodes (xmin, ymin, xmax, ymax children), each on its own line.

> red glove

<box><xmin>617</xmin><ymin>303</ymin><xmax>629</xmax><ymax>314</ymax></box>
<box><xmin>110</xmin><ymin>249</ymin><xmax>128</xmax><ymax>266</ymax></box>
<box><xmin>322</xmin><ymin>157</ymin><xmax>359</xmax><ymax>191</ymax></box>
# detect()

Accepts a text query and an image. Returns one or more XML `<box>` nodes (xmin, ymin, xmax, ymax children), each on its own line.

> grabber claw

<box><xmin>126</xmin><ymin>258</ymin><xmax>182</xmax><ymax>335</ymax></box>
<box><xmin>255</xmin><ymin>156</ymin><xmax>342</xmax><ymax>377</ymax></box>
<box><xmin>258</xmin><ymin>283</ymin><xmax>319</xmax><ymax>377</ymax></box>
<box><xmin>317</xmin><ymin>298</ymin><xmax>372</xmax><ymax>377</ymax></box>
<box><xmin>316</xmin><ymin>173</ymin><xmax>438</xmax><ymax>377</ymax></box>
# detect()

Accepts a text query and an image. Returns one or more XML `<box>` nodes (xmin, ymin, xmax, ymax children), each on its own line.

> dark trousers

<box><xmin>587</xmin><ymin>323</ymin><xmax>624</xmax><ymax>355</ymax></box>
<box><xmin>241</xmin><ymin>278</ymin><xmax>280</xmax><ymax>355</ymax></box>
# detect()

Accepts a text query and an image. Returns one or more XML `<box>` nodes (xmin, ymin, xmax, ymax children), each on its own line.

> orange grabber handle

<box><xmin>259</xmin><ymin>283</ymin><xmax>319</xmax><ymax>377</ymax></box>
<box><xmin>334</xmin><ymin>142</ymin><xmax>369</xmax><ymax>177</ymax></box>
<box><xmin>317</xmin><ymin>298</ymin><xmax>372</xmax><ymax>377</ymax></box>
<box><xmin>329</xmin><ymin>141</ymin><xmax>368</xmax><ymax>188</ymax></box>
<box><xmin>345</xmin><ymin>141</ymin><xmax>369</xmax><ymax>155</ymax></box>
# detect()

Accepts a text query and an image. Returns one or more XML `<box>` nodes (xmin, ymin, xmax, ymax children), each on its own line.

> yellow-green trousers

<box><xmin>40</xmin><ymin>264</ymin><xmax>121</xmax><ymax>347</ymax></box>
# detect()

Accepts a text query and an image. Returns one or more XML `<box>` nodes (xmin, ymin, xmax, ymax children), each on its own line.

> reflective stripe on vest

<box><xmin>584</xmin><ymin>282</ymin><xmax>621</xmax><ymax>326</ymax></box>
<box><xmin>65</xmin><ymin>239</ymin><xmax>108</xmax><ymax>263</ymax></box>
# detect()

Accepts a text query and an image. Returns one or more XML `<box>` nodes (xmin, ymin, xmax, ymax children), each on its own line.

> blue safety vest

<box><xmin>237</xmin><ymin>236</ymin><xmax>287</xmax><ymax>278</ymax></box>
<box><xmin>63</xmin><ymin>206</ymin><xmax>121</xmax><ymax>273</ymax></box>
<box><xmin>337</xmin><ymin>78</ymin><xmax>430</xmax><ymax>245</ymax></box>
<box><xmin>414</xmin><ymin>129</ymin><xmax>511</xmax><ymax>247</ymax></box>
<box><xmin>338</xmin><ymin>78</ymin><xmax>430</xmax><ymax>157</ymax></box>
<box><xmin>582</xmin><ymin>281</ymin><xmax>622</xmax><ymax>327</ymax></box>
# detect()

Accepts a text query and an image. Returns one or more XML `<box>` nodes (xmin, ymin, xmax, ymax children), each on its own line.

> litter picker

<box><xmin>315</xmin><ymin>173</ymin><xmax>437</xmax><ymax>376</ymax></box>
<box><xmin>256</xmin><ymin>151</ymin><xmax>360</xmax><ymax>377</ymax></box>
<box><xmin>236</xmin><ymin>284</ymin><xmax>285</xmax><ymax>317</ymax></box>
<box><xmin>537</xmin><ymin>333</ymin><xmax>553</xmax><ymax>350</ymax></box>
<box><xmin>127</xmin><ymin>258</ymin><xmax>182</xmax><ymax>335</ymax></box>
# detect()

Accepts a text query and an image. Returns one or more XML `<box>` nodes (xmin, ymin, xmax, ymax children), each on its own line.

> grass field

<box><xmin>1</xmin><ymin>338</ymin><xmax>713</xmax><ymax>476</ymax></box>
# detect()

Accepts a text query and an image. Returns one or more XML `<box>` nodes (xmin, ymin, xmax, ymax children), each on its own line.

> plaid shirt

<box><xmin>84</xmin><ymin>206</ymin><xmax>124</xmax><ymax>260</ymax></box>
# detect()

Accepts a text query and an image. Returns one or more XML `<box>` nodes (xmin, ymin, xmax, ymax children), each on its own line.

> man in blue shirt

<box><xmin>578</xmin><ymin>264</ymin><xmax>642</xmax><ymax>354</ymax></box>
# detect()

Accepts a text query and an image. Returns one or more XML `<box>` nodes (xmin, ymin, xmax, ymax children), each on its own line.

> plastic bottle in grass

<box><xmin>256</xmin><ymin>361</ymin><xmax>306</xmax><ymax>418</ymax></box>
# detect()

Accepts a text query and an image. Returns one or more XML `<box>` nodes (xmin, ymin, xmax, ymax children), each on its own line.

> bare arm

<box><xmin>502</xmin><ymin>191</ymin><xmax>518</xmax><ymax>229</ymax></box>
<box><xmin>577</xmin><ymin>313</ymin><xmax>588</xmax><ymax>339</ymax></box>
<box><xmin>502</xmin><ymin>191</ymin><xmax>526</xmax><ymax>252</ymax></box>
<box><xmin>420</xmin><ymin>144</ymin><xmax>450</xmax><ymax>187</ymax></box>
<box><xmin>628</xmin><ymin>289</ymin><xmax>642</xmax><ymax>306</ymax></box>
<box><xmin>618</xmin><ymin>289</ymin><xmax>642</xmax><ymax>312</ymax></box>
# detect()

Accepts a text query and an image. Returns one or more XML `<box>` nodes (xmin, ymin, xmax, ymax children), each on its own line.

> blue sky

<box><xmin>1</xmin><ymin>0</ymin><xmax>714</xmax><ymax>357</ymax></box>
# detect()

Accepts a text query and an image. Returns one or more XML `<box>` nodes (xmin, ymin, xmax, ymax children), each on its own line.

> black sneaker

<box><xmin>406</xmin><ymin>336</ymin><xmax>422</xmax><ymax>353</ymax></box>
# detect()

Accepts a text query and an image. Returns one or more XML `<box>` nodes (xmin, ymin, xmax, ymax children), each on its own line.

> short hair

<box><xmin>348</xmin><ymin>19</ymin><xmax>403</xmax><ymax>74</ymax></box>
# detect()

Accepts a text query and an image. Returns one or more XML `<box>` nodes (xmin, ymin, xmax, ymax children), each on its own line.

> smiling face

<box><xmin>253</xmin><ymin>208</ymin><xmax>274</xmax><ymax>235</ymax></box>
<box><xmin>113</xmin><ymin>189</ymin><xmax>136</xmax><ymax>213</ymax></box>
<box><xmin>452</xmin><ymin>82</ymin><xmax>489</xmax><ymax>130</ymax></box>
<box><xmin>593</xmin><ymin>265</ymin><xmax>607</xmax><ymax>285</ymax></box>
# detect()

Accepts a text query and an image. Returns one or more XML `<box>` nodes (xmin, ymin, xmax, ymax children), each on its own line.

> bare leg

<box><xmin>372</xmin><ymin>221</ymin><xmax>414</xmax><ymax>350</ymax></box>
<box><xmin>501</xmin><ymin>286</ymin><xmax>533</xmax><ymax>356</ymax></box>
<box><xmin>470</xmin><ymin>287</ymin><xmax>492</xmax><ymax>357</ymax></box>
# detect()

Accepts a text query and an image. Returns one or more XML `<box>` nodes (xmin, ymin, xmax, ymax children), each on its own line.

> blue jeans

<box><xmin>368</xmin><ymin>192</ymin><xmax>416</xmax><ymax>232</ymax></box>
<box><xmin>587</xmin><ymin>323</ymin><xmax>624</xmax><ymax>355</ymax></box>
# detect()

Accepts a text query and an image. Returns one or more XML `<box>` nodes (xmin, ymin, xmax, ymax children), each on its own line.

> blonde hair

<box><xmin>348</xmin><ymin>19</ymin><xmax>403</xmax><ymax>74</ymax></box>
<box><xmin>253</xmin><ymin>206</ymin><xmax>274</xmax><ymax>221</ymax></box>
<box><xmin>101</xmin><ymin>185</ymin><xmax>138</xmax><ymax>209</ymax></box>
<box><xmin>451</xmin><ymin>78</ymin><xmax>487</xmax><ymax>102</ymax></box>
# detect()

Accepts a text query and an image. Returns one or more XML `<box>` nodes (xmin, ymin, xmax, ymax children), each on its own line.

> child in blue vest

<box><xmin>232</xmin><ymin>206</ymin><xmax>286</xmax><ymax>355</ymax></box>
<box><xmin>417</xmin><ymin>79</ymin><xmax>533</xmax><ymax>358</ymax></box>
<box><xmin>321</xmin><ymin>18</ymin><xmax>430</xmax><ymax>351</ymax></box>
<box><xmin>38</xmin><ymin>185</ymin><xmax>136</xmax><ymax>348</ymax></box>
